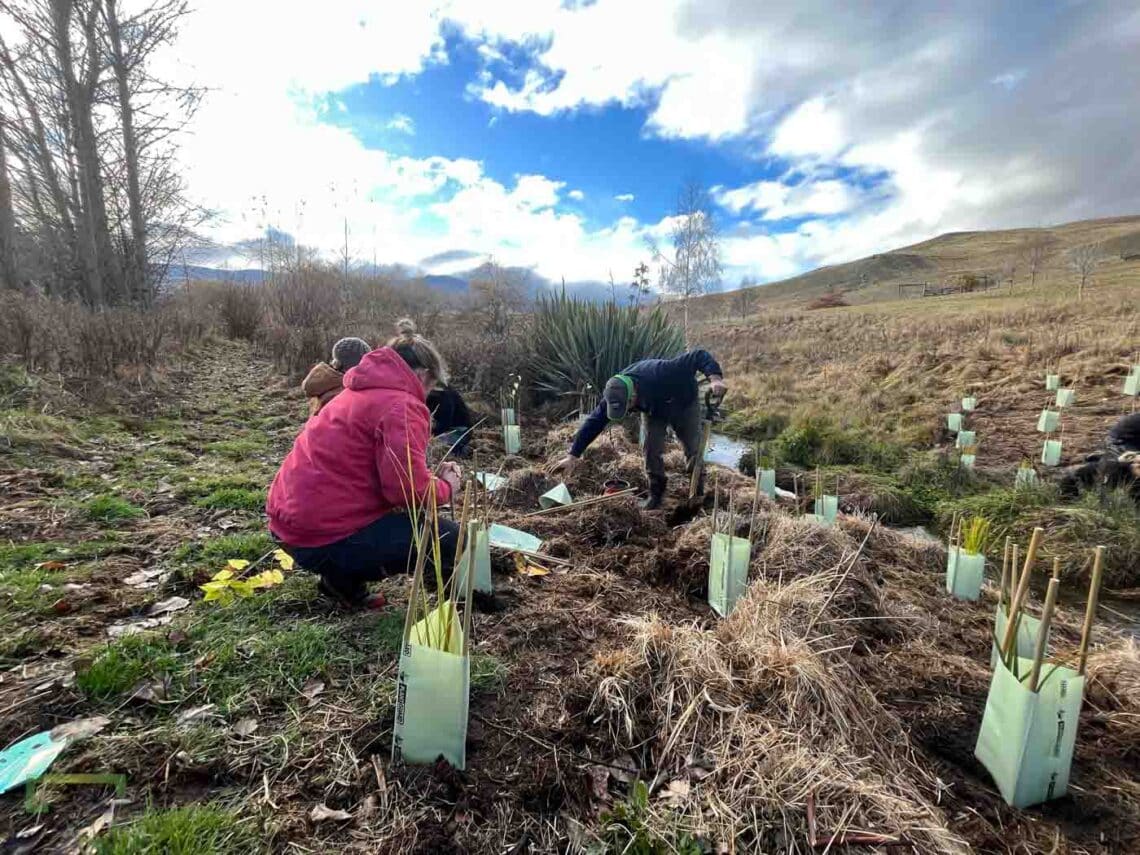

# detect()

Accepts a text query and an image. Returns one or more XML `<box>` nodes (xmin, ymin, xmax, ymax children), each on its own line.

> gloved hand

<box><xmin>708</xmin><ymin>375</ymin><xmax>728</xmax><ymax>397</ymax></box>
<box><xmin>550</xmin><ymin>455</ymin><xmax>580</xmax><ymax>477</ymax></box>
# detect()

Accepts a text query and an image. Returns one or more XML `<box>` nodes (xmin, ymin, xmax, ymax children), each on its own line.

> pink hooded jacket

<box><xmin>267</xmin><ymin>347</ymin><xmax>452</xmax><ymax>547</ymax></box>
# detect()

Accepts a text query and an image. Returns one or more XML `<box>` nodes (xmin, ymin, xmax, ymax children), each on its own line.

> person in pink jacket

<box><xmin>268</xmin><ymin>319</ymin><xmax>462</xmax><ymax>608</ymax></box>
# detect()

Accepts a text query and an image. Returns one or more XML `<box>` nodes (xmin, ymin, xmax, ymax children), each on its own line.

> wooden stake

<box><xmin>1077</xmin><ymin>545</ymin><xmax>1106</xmax><ymax>676</ymax></box>
<box><xmin>712</xmin><ymin>470</ymin><xmax>720</xmax><ymax>533</ymax></box>
<box><xmin>747</xmin><ymin>466</ymin><xmax>761</xmax><ymax>544</ymax></box>
<box><xmin>1001</xmin><ymin>527</ymin><xmax>1044</xmax><ymax>660</ymax></box>
<box><xmin>727</xmin><ymin>488</ymin><xmax>736</xmax><ymax>540</ymax></box>
<box><xmin>690</xmin><ymin>421</ymin><xmax>712</xmax><ymax>499</ymax></box>
<box><xmin>1028</xmin><ymin>559</ymin><xmax>1063</xmax><ymax>692</ymax></box>
<box><xmin>999</xmin><ymin>536</ymin><xmax>1011</xmax><ymax>610</ymax></box>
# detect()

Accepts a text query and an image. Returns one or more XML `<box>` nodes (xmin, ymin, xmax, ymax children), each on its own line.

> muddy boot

<box><xmin>641</xmin><ymin>474</ymin><xmax>667</xmax><ymax>510</ymax></box>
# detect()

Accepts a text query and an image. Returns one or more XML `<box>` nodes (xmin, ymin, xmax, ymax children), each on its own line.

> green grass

<box><xmin>0</xmin><ymin>539</ymin><xmax>121</xmax><ymax>573</ymax></box>
<box><xmin>175</xmin><ymin>532</ymin><xmax>274</xmax><ymax>565</ymax></box>
<box><xmin>194</xmin><ymin>487</ymin><xmax>266</xmax><ymax>512</ymax></box>
<box><xmin>93</xmin><ymin>804</ymin><xmax>261</xmax><ymax>855</ymax></box>
<box><xmin>205</xmin><ymin>438</ymin><xmax>268</xmax><ymax>460</ymax></box>
<box><xmin>85</xmin><ymin>494</ymin><xmax>146</xmax><ymax>522</ymax></box>
<box><xmin>77</xmin><ymin>634</ymin><xmax>179</xmax><ymax>700</ymax></box>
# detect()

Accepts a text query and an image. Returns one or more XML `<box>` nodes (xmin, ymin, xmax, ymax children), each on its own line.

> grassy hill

<box><xmin>697</xmin><ymin>214</ymin><xmax>1140</xmax><ymax>313</ymax></box>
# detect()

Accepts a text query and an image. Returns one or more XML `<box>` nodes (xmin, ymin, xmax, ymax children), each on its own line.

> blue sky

<box><xmin>173</xmin><ymin>1</ymin><xmax>1140</xmax><ymax>288</ymax></box>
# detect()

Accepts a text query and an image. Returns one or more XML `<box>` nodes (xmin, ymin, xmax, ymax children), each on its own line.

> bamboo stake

<box><xmin>690</xmin><ymin>420</ymin><xmax>712</xmax><ymax>498</ymax></box>
<box><xmin>521</xmin><ymin>488</ymin><xmax>637</xmax><ymax>517</ymax></box>
<box><xmin>1001</xmin><ymin>527</ymin><xmax>1045</xmax><ymax>660</ymax></box>
<box><xmin>453</xmin><ymin>481</ymin><xmax>473</xmax><ymax>571</ymax></box>
<box><xmin>999</xmin><ymin>536</ymin><xmax>1012</xmax><ymax>609</ymax></box>
<box><xmin>747</xmin><ymin>466</ymin><xmax>762</xmax><ymax>544</ymax></box>
<box><xmin>727</xmin><ymin>488</ymin><xmax>736</xmax><ymax>540</ymax></box>
<box><xmin>712</xmin><ymin>470</ymin><xmax>721</xmax><ymax>533</ymax></box>
<box><xmin>1077</xmin><ymin>545</ymin><xmax>1106</xmax><ymax>676</ymax></box>
<box><xmin>1028</xmin><ymin>559</ymin><xmax>1063</xmax><ymax>692</ymax></box>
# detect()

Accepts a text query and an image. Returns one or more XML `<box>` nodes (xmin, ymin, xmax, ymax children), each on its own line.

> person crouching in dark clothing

<box><xmin>1058</xmin><ymin>413</ymin><xmax>1140</xmax><ymax>500</ymax></box>
<box><xmin>428</xmin><ymin>385</ymin><xmax>474</xmax><ymax>457</ymax></box>
<box><xmin>551</xmin><ymin>350</ymin><xmax>727</xmax><ymax>510</ymax></box>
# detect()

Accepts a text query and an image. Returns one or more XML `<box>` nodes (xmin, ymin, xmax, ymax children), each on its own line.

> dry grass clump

<box><xmin>588</xmin><ymin>557</ymin><xmax>965</xmax><ymax>852</ymax></box>
<box><xmin>1085</xmin><ymin>639</ymin><xmax>1140</xmax><ymax>748</ymax></box>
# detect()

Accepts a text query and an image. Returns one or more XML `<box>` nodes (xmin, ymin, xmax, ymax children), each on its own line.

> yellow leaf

<box><xmin>273</xmin><ymin>549</ymin><xmax>294</xmax><ymax>571</ymax></box>
<box><xmin>513</xmin><ymin>552</ymin><xmax>550</xmax><ymax>577</ymax></box>
<box><xmin>212</xmin><ymin>568</ymin><xmax>234</xmax><ymax>581</ymax></box>
<box><xmin>227</xmin><ymin>559</ymin><xmax>250</xmax><ymax>571</ymax></box>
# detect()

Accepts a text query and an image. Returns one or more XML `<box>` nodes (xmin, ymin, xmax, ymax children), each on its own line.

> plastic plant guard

<box><xmin>1036</xmin><ymin>410</ymin><xmax>1059</xmax><ymax>433</ymax></box>
<box><xmin>487</xmin><ymin>523</ymin><xmax>543</xmax><ymax>553</ymax></box>
<box><xmin>1015</xmin><ymin>466</ymin><xmax>1037</xmax><ymax>489</ymax></box>
<box><xmin>1125</xmin><ymin>372</ymin><xmax>1140</xmax><ymax>397</ymax></box>
<box><xmin>960</xmin><ymin>454</ymin><xmax>976</xmax><ymax>469</ymax></box>
<box><xmin>455</xmin><ymin>522</ymin><xmax>492</xmax><ymax>596</ymax></box>
<box><xmin>759</xmin><ymin>469</ymin><xmax>776</xmax><ymax>499</ymax></box>
<box><xmin>955</xmin><ymin>429</ymin><xmax>977</xmax><ymax>449</ymax></box>
<box><xmin>991</xmin><ymin>607</ymin><xmax>1046</xmax><ymax>671</ymax></box>
<box><xmin>503</xmin><ymin>425</ymin><xmax>521</xmax><ymax>455</ymax></box>
<box><xmin>501</xmin><ymin>407</ymin><xmax>517</xmax><ymax>426</ymax></box>
<box><xmin>1045</xmin><ymin>374</ymin><xmax>1060</xmax><ymax>392</ymax></box>
<box><xmin>1041</xmin><ymin>440</ymin><xmax>1062</xmax><ymax>467</ymax></box>
<box><xmin>813</xmin><ymin>495</ymin><xmax>838</xmax><ymax>523</ymax></box>
<box><xmin>974</xmin><ymin>654</ymin><xmax>1083</xmax><ymax>809</ymax></box>
<box><xmin>945</xmin><ymin>545</ymin><xmax>959</xmax><ymax>593</ymax></box>
<box><xmin>947</xmin><ymin>413</ymin><xmax>963</xmax><ymax>433</ymax></box>
<box><xmin>802</xmin><ymin>513</ymin><xmax>826</xmax><ymax>525</ymax></box>
<box><xmin>708</xmin><ymin>532</ymin><xmax>751</xmax><ymax>618</ymax></box>
<box><xmin>393</xmin><ymin>603</ymin><xmax>470</xmax><ymax>769</ymax></box>
<box><xmin>475</xmin><ymin>472</ymin><xmax>508</xmax><ymax>492</ymax></box>
<box><xmin>1055</xmin><ymin>388</ymin><xmax>1075</xmax><ymax>409</ymax></box>
<box><xmin>961</xmin><ymin>396</ymin><xmax>977</xmax><ymax>412</ymax></box>
<box><xmin>946</xmin><ymin>550</ymin><xmax>985</xmax><ymax>601</ymax></box>
<box><xmin>0</xmin><ymin>717</ymin><xmax>109</xmax><ymax>794</ymax></box>
<box><xmin>538</xmin><ymin>483</ymin><xmax>573</xmax><ymax>509</ymax></box>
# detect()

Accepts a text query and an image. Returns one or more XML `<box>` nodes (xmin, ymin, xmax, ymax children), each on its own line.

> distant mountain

<box><xmin>166</xmin><ymin>265</ymin><xmax>269</xmax><ymax>284</ymax></box>
<box><xmin>422</xmin><ymin>274</ymin><xmax>469</xmax><ymax>294</ymax></box>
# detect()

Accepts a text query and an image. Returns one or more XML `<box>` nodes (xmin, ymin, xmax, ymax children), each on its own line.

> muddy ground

<box><xmin>1</xmin><ymin>341</ymin><xmax>1139</xmax><ymax>853</ymax></box>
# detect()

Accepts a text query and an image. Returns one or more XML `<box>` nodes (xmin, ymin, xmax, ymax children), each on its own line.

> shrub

<box><xmin>530</xmin><ymin>292</ymin><xmax>684</xmax><ymax>399</ymax></box>
<box><xmin>85</xmin><ymin>494</ymin><xmax>146</xmax><ymax>522</ymax></box>
<box><xmin>217</xmin><ymin>284</ymin><xmax>263</xmax><ymax>340</ymax></box>
<box><xmin>806</xmin><ymin>292</ymin><xmax>849</xmax><ymax>310</ymax></box>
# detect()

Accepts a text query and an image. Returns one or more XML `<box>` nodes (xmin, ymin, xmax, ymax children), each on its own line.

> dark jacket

<box><xmin>1108</xmin><ymin>413</ymin><xmax>1140</xmax><ymax>455</ymax></box>
<box><xmin>427</xmin><ymin>387</ymin><xmax>473</xmax><ymax>436</ymax></box>
<box><xmin>570</xmin><ymin>350</ymin><xmax>723</xmax><ymax>457</ymax></box>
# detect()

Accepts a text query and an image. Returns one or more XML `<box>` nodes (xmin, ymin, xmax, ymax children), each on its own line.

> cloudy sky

<box><xmin>170</xmin><ymin>0</ymin><xmax>1140</xmax><ymax>287</ymax></box>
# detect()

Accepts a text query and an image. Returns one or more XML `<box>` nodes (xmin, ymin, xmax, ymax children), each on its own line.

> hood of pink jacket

<box><xmin>343</xmin><ymin>347</ymin><xmax>424</xmax><ymax>396</ymax></box>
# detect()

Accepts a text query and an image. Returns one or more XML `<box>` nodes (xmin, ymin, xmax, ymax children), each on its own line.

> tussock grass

<box><xmin>93</xmin><ymin>804</ymin><xmax>261</xmax><ymax>855</ymax></box>
<box><xmin>193</xmin><ymin>487</ymin><xmax>266</xmax><ymax>512</ymax></box>
<box><xmin>84</xmin><ymin>494</ymin><xmax>146</xmax><ymax>522</ymax></box>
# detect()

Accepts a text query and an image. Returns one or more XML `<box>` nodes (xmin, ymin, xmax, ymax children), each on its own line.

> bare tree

<box><xmin>1068</xmin><ymin>244</ymin><xmax>1101</xmax><ymax>299</ymax></box>
<box><xmin>736</xmin><ymin>276</ymin><xmax>756</xmax><ymax>319</ymax></box>
<box><xmin>629</xmin><ymin>261</ymin><xmax>650</xmax><ymax>307</ymax></box>
<box><xmin>0</xmin><ymin>122</ymin><xmax>18</xmax><ymax>288</ymax></box>
<box><xmin>1019</xmin><ymin>236</ymin><xmax>1049</xmax><ymax>290</ymax></box>
<box><xmin>647</xmin><ymin>181</ymin><xmax>722</xmax><ymax>339</ymax></box>
<box><xmin>1001</xmin><ymin>256</ymin><xmax>1017</xmax><ymax>294</ymax></box>
<box><xmin>470</xmin><ymin>258</ymin><xmax>528</xmax><ymax>338</ymax></box>
<box><xmin>0</xmin><ymin>0</ymin><xmax>202</xmax><ymax>304</ymax></box>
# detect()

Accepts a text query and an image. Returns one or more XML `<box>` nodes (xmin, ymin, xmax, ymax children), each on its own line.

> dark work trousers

<box><xmin>284</xmin><ymin>513</ymin><xmax>460</xmax><ymax>598</ymax></box>
<box><xmin>642</xmin><ymin>398</ymin><xmax>703</xmax><ymax>497</ymax></box>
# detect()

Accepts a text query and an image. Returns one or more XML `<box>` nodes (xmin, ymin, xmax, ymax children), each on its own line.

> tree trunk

<box><xmin>0</xmin><ymin>125</ymin><xmax>18</xmax><ymax>288</ymax></box>
<box><xmin>105</xmin><ymin>0</ymin><xmax>150</xmax><ymax>304</ymax></box>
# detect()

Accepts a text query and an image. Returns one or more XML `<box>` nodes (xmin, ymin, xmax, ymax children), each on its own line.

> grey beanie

<box><xmin>331</xmin><ymin>337</ymin><xmax>370</xmax><ymax>371</ymax></box>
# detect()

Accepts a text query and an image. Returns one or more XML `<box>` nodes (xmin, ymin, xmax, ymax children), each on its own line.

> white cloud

<box><xmin>715</xmin><ymin>178</ymin><xmax>857</xmax><ymax>220</ymax></box>
<box><xmin>614</xmin><ymin>193</ymin><xmax>635</xmax><ymax>202</ymax></box>
<box><xmin>769</xmin><ymin>98</ymin><xmax>846</xmax><ymax>159</ymax></box>
<box><xmin>387</xmin><ymin>113</ymin><xmax>416</xmax><ymax>135</ymax></box>
<box><xmin>568</xmin><ymin>189</ymin><xmax>585</xmax><ymax>200</ymax></box>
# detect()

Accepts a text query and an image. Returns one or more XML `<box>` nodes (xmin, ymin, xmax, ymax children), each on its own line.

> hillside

<box><xmin>700</xmin><ymin>214</ymin><xmax>1140</xmax><ymax>314</ymax></box>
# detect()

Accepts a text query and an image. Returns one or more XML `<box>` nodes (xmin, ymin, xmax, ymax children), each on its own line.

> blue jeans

<box><xmin>282</xmin><ymin>513</ymin><xmax>460</xmax><ymax>598</ymax></box>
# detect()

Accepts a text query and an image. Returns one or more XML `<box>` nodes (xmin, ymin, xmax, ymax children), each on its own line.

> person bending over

<box><xmin>1058</xmin><ymin>412</ymin><xmax>1140</xmax><ymax>501</ymax></box>
<box><xmin>551</xmin><ymin>350</ymin><xmax>727</xmax><ymax>510</ymax></box>
<box><xmin>301</xmin><ymin>336</ymin><xmax>370</xmax><ymax>417</ymax></box>
<box><xmin>428</xmin><ymin>384</ymin><xmax>474</xmax><ymax>457</ymax></box>
<box><xmin>268</xmin><ymin>320</ymin><xmax>461</xmax><ymax>608</ymax></box>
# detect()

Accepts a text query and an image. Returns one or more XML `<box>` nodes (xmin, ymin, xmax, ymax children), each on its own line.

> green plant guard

<box><xmin>1055</xmin><ymin>388</ymin><xmax>1075</xmax><ymax>409</ymax></box>
<box><xmin>1045</xmin><ymin>374</ymin><xmax>1060</xmax><ymax>391</ymax></box>
<box><xmin>974</xmin><ymin>654</ymin><xmax>1083</xmax><ymax>808</ymax></box>
<box><xmin>708</xmin><ymin>532</ymin><xmax>751</xmax><ymax>617</ymax></box>
<box><xmin>393</xmin><ymin>602</ymin><xmax>471</xmax><ymax>769</ymax></box>
<box><xmin>455</xmin><ymin>522</ymin><xmax>492</xmax><ymax>596</ymax></box>
<box><xmin>813</xmin><ymin>495</ymin><xmax>838</xmax><ymax>523</ymax></box>
<box><xmin>759</xmin><ymin>469</ymin><xmax>776</xmax><ymax>499</ymax></box>
<box><xmin>991</xmin><ymin>608</ymin><xmax>1046</xmax><ymax>672</ymax></box>
<box><xmin>961</xmin><ymin>396</ymin><xmax>977</xmax><ymax>412</ymax></box>
<box><xmin>955</xmin><ymin>429</ymin><xmax>976</xmax><ymax>449</ymax></box>
<box><xmin>501</xmin><ymin>407</ymin><xmax>517</xmax><ymax>426</ymax></box>
<box><xmin>1125</xmin><ymin>372</ymin><xmax>1140</xmax><ymax>397</ymax></box>
<box><xmin>503</xmin><ymin>424</ymin><xmax>521</xmax><ymax>455</ymax></box>
<box><xmin>487</xmin><ymin>524</ymin><xmax>543</xmax><ymax>553</ymax></box>
<box><xmin>947</xmin><ymin>413</ymin><xmax>963</xmax><ymax>433</ymax></box>
<box><xmin>539</xmin><ymin>483</ymin><xmax>572</xmax><ymax>509</ymax></box>
<box><xmin>1036</xmin><ymin>410</ymin><xmax>1059</xmax><ymax>433</ymax></box>
<box><xmin>960</xmin><ymin>454</ymin><xmax>976</xmax><ymax>469</ymax></box>
<box><xmin>1041</xmin><ymin>440</ymin><xmax>1062</xmax><ymax>467</ymax></box>
<box><xmin>946</xmin><ymin>547</ymin><xmax>985</xmax><ymax>600</ymax></box>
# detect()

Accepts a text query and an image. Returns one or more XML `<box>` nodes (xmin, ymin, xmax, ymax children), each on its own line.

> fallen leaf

<box><xmin>176</xmin><ymin>704</ymin><xmax>216</xmax><ymax>725</ymax></box>
<box><xmin>658</xmin><ymin>778</ymin><xmax>690</xmax><ymax>805</ymax></box>
<box><xmin>301</xmin><ymin>678</ymin><xmax>325</xmax><ymax>702</ymax></box>
<box><xmin>226</xmin><ymin>559</ymin><xmax>250</xmax><ymax>571</ymax></box>
<box><xmin>77</xmin><ymin>804</ymin><xmax>115</xmax><ymax>843</ymax></box>
<box><xmin>274</xmin><ymin>549</ymin><xmax>295</xmax><ymax>571</ymax></box>
<box><xmin>124</xmin><ymin>568</ymin><xmax>168</xmax><ymax>587</ymax></box>
<box><xmin>309</xmin><ymin>803</ymin><xmax>353</xmax><ymax>823</ymax></box>
<box><xmin>130</xmin><ymin>680</ymin><xmax>167</xmax><ymax>703</ymax></box>
<box><xmin>148</xmin><ymin>596</ymin><xmax>190</xmax><ymax>616</ymax></box>
<box><xmin>107</xmin><ymin>614</ymin><xmax>172</xmax><ymax>637</ymax></box>
<box><xmin>62</xmin><ymin>583</ymin><xmax>88</xmax><ymax>592</ymax></box>
<box><xmin>51</xmin><ymin>715</ymin><xmax>110</xmax><ymax>741</ymax></box>
<box><xmin>51</xmin><ymin>598</ymin><xmax>74</xmax><ymax>615</ymax></box>
<box><xmin>33</xmin><ymin>561</ymin><xmax>67</xmax><ymax>571</ymax></box>
<box><xmin>357</xmin><ymin>795</ymin><xmax>378</xmax><ymax>821</ymax></box>
<box><xmin>513</xmin><ymin>553</ymin><xmax>551</xmax><ymax>577</ymax></box>
<box><xmin>232</xmin><ymin>717</ymin><xmax>259</xmax><ymax>737</ymax></box>
<box><xmin>586</xmin><ymin>766</ymin><xmax>610</xmax><ymax>803</ymax></box>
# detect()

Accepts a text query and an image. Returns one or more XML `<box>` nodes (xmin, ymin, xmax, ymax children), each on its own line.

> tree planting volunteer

<box><xmin>552</xmin><ymin>350</ymin><xmax>727</xmax><ymax>509</ymax></box>
<box><xmin>268</xmin><ymin>320</ymin><xmax>461</xmax><ymax>608</ymax></box>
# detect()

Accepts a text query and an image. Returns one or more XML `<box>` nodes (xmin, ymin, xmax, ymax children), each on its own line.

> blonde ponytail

<box><xmin>387</xmin><ymin>318</ymin><xmax>449</xmax><ymax>385</ymax></box>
